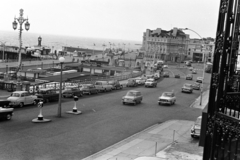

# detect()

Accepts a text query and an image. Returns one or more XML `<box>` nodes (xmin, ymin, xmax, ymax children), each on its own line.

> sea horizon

<box><xmin>0</xmin><ymin>30</ymin><xmax>142</xmax><ymax>52</ymax></box>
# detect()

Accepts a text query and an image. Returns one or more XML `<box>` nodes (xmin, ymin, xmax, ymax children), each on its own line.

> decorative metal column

<box><xmin>203</xmin><ymin>0</ymin><xmax>240</xmax><ymax>159</ymax></box>
<box><xmin>12</xmin><ymin>9</ymin><xmax>30</xmax><ymax>73</ymax></box>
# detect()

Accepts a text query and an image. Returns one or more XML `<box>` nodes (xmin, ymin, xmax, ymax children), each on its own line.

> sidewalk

<box><xmin>83</xmin><ymin>91</ymin><xmax>208</xmax><ymax>160</ymax></box>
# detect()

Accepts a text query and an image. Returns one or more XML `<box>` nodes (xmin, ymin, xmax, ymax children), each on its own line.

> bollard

<box><xmin>66</xmin><ymin>96</ymin><xmax>82</xmax><ymax>115</ymax></box>
<box><xmin>32</xmin><ymin>100</ymin><xmax>51</xmax><ymax>123</ymax></box>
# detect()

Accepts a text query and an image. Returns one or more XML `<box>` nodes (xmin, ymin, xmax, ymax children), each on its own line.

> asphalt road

<box><xmin>0</xmin><ymin>64</ymin><xmax>211</xmax><ymax>160</ymax></box>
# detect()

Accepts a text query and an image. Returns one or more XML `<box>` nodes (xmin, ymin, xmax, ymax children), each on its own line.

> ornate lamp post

<box><xmin>179</xmin><ymin>28</ymin><xmax>205</xmax><ymax>105</ymax></box>
<box><xmin>12</xmin><ymin>9</ymin><xmax>30</xmax><ymax>69</ymax></box>
<box><xmin>57</xmin><ymin>57</ymin><xmax>65</xmax><ymax>117</ymax></box>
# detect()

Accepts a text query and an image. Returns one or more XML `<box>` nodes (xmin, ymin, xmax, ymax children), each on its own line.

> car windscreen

<box><xmin>11</xmin><ymin>93</ymin><xmax>20</xmax><ymax>97</ymax></box>
<box><xmin>184</xmin><ymin>84</ymin><xmax>192</xmax><ymax>87</ymax></box>
<box><xmin>126</xmin><ymin>92</ymin><xmax>137</xmax><ymax>96</ymax></box>
<box><xmin>195</xmin><ymin>117</ymin><xmax>202</xmax><ymax>125</ymax></box>
<box><xmin>163</xmin><ymin>93</ymin><xmax>173</xmax><ymax>97</ymax></box>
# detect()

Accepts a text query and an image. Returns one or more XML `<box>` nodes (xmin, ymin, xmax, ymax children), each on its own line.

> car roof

<box><xmin>128</xmin><ymin>90</ymin><xmax>140</xmax><ymax>93</ymax></box>
<box><xmin>12</xmin><ymin>91</ymin><xmax>28</xmax><ymax>93</ymax></box>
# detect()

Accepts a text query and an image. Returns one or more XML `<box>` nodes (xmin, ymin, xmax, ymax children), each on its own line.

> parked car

<box><xmin>191</xmin><ymin>116</ymin><xmax>202</xmax><ymax>138</ymax></box>
<box><xmin>158</xmin><ymin>92</ymin><xmax>176</xmax><ymax>105</ymax></box>
<box><xmin>163</xmin><ymin>72</ymin><xmax>170</xmax><ymax>78</ymax></box>
<box><xmin>122</xmin><ymin>90</ymin><xmax>142</xmax><ymax>105</ymax></box>
<box><xmin>62</xmin><ymin>86</ymin><xmax>83</xmax><ymax>98</ymax></box>
<box><xmin>35</xmin><ymin>88</ymin><xmax>59</xmax><ymax>103</ymax></box>
<box><xmin>126</xmin><ymin>79</ymin><xmax>138</xmax><ymax>87</ymax></box>
<box><xmin>182</xmin><ymin>83</ymin><xmax>193</xmax><ymax>93</ymax></box>
<box><xmin>7</xmin><ymin>91</ymin><xmax>38</xmax><ymax>107</ymax></box>
<box><xmin>146</xmin><ymin>75</ymin><xmax>155</xmax><ymax>79</ymax></box>
<box><xmin>80</xmin><ymin>84</ymin><xmax>99</xmax><ymax>95</ymax></box>
<box><xmin>196</xmin><ymin>77</ymin><xmax>203</xmax><ymax>83</ymax></box>
<box><xmin>0</xmin><ymin>107</ymin><xmax>14</xmax><ymax>120</ymax></box>
<box><xmin>0</xmin><ymin>99</ymin><xmax>11</xmax><ymax>108</ymax></box>
<box><xmin>186</xmin><ymin>74</ymin><xmax>193</xmax><ymax>80</ymax></box>
<box><xmin>135</xmin><ymin>77</ymin><xmax>146</xmax><ymax>85</ymax></box>
<box><xmin>108</xmin><ymin>80</ymin><xmax>123</xmax><ymax>90</ymax></box>
<box><xmin>163</xmin><ymin>65</ymin><xmax>168</xmax><ymax>68</ymax></box>
<box><xmin>175</xmin><ymin>74</ymin><xmax>180</xmax><ymax>78</ymax></box>
<box><xmin>192</xmin><ymin>69</ymin><xmax>197</xmax><ymax>74</ymax></box>
<box><xmin>192</xmin><ymin>82</ymin><xmax>201</xmax><ymax>90</ymax></box>
<box><xmin>153</xmin><ymin>73</ymin><xmax>160</xmax><ymax>80</ymax></box>
<box><xmin>145</xmin><ymin>78</ymin><xmax>157</xmax><ymax>88</ymax></box>
<box><xmin>95</xmin><ymin>81</ymin><xmax>113</xmax><ymax>92</ymax></box>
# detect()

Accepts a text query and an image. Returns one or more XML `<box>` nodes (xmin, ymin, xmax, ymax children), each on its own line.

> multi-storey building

<box><xmin>186</xmin><ymin>38</ymin><xmax>214</xmax><ymax>63</ymax></box>
<box><xmin>142</xmin><ymin>27</ymin><xmax>189</xmax><ymax>65</ymax></box>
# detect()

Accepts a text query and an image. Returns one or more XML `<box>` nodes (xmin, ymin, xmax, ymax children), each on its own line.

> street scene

<box><xmin>1</xmin><ymin>1</ymin><xmax>232</xmax><ymax>160</ymax></box>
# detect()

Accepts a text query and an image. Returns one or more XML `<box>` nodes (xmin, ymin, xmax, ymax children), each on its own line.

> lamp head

<box><xmin>25</xmin><ymin>20</ymin><xmax>30</xmax><ymax>31</ymax></box>
<box><xmin>12</xmin><ymin>19</ymin><xmax>17</xmax><ymax>30</ymax></box>
<box><xmin>59</xmin><ymin>56</ymin><xmax>65</xmax><ymax>63</ymax></box>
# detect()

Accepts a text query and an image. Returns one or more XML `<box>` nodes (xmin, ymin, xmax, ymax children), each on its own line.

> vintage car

<box><xmin>192</xmin><ymin>69</ymin><xmax>197</xmax><ymax>74</ymax></box>
<box><xmin>163</xmin><ymin>72</ymin><xmax>170</xmax><ymax>78</ymax></box>
<box><xmin>126</xmin><ymin>79</ymin><xmax>138</xmax><ymax>87</ymax></box>
<box><xmin>35</xmin><ymin>88</ymin><xmax>59</xmax><ymax>103</ymax></box>
<box><xmin>191</xmin><ymin>116</ymin><xmax>202</xmax><ymax>138</ymax></box>
<box><xmin>158</xmin><ymin>92</ymin><xmax>176</xmax><ymax>105</ymax></box>
<box><xmin>182</xmin><ymin>83</ymin><xmax>193</xmax><ymax>93</ymax></box>
<box><xmin>0</xmin><ymin>99</ymin><xmax>11</xmax><ymax>108</ymax></box>
<box><xmin>135</xmin><ymin>77</ymin><xmax>146</xmax><ymax>85</ymax></box>
<box><xmin>0</xmin><ymin>107</ymin><xmax>14</xmax><ymax>120</ymax></box>
<box><xmin>122</xmin><ymin>90</ymin><xmax>142</xmax><ymax>105</ymax></box>
<box><xmin>175</xmin><ymin>74</ymin><xmax>180</xmax><ymax>78</ymax></box>
<box><xmin>80</xmin><ymin>84</ymin><xmax>99</xmax><ymax>95</ymax></box>
<box><xmin>192</xmin><ymin>82</ymin><xmax>201</xmax><ymax>90</ymax></box>
<box><xmin>145</xmin><ymin>78</ymin><xmax>157</xmax><ymax>88</ymax></box>
<box><xmin>196</xmin><ymin>77</ymin><xmax>203</xmax><ymax>83</ymax></box>
<box><xmin>7</xmin><ymin>91</ymin><xmax>38</xmax><ymax>108</ymax></box>
<box><xmin>186</xmin><ymin>74</ymin><xmax>193</xmax><ymax>80</ymax></box>
<box><xmin>95</xmin><ymin>81</ymin><xmax>113</xmax><ymax>92</ymax></box>
<box><xmin>62</xmin><ymin>86</ymin><xmax>83</xmax><ymax>98</ymax></box>
<box><xmin>108</xmin><ymin>80</ymin><xmax>123</xmax><ymax>90</ymax></box>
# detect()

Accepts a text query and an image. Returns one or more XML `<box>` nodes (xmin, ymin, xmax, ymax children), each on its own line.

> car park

<box><xmin>192</xmin><ymin>69</ymin><xmax>197</xmax><ymax>74</ymax></box>
<box><xmin>191</xmin><ymin>116</ymin><xmax>202</xmax><ymax>138</ymax></box>
<box><xmin>192</xmin><ymin>82</ymin><xmax>201</xmax><ymax>90</ymax></box>
<box><xmin>196</xmin><ymin>77</ymin><xmax>203</xmax><ymax>83</ymax></box>
<box><xmin>7</xmin><ymin>91</ymin><xmax>38</xmax><ymax>107</ymax></box>
<box><xmin>35</xmin><ymin>88</ymin><xmax>59</xmax><ymax>103</ymax></box>
<box><xmin>80</xmin><ymin>84</ymin><xmax>99</xmax><ymax>95</ymax></box>
<box><xmin>182</xmin><ymin>83</ymin><xmax>193</xmax><ymax>93</ymax></box>
<box><xmin>158</xmin><ymin>92</ymin><xmax>176</xmax><ymax>105</ymax></box>
<box><xmin>122</xmin><ymin>90</ymin><xmax>142</xmax><ymax>105</ymax></box>
<box><xmin>108</xmin><ymin>80</ymin><xmax>123</xmax><ymax>90</ymax></box>
<box><xmin>163</xmin><ymin>72</ymin><xmax>170</xmax><ymax>77</ymax></box>
<box><xmin>186</xmin><ymin>74</ymin><xmax>193</xmax><ymax>80</ymax></box>
<box><xmin>62</xmin><ymin>86</ymin><xmax>83</xmax><ymax>98</ymax></box>
<box><xmin>126</xmin><ymin>78</ymin><xmax>138</xmax><ymax>87</ymax></box>
<box><xmin>175</xmin><ymin>74</ymin><xmax>180</xmax><ymax>78</ymax></box>
<box><xmin>135</xmin><ymin>77</ymin><xmax>146</xmax><ymax>85</ymax></box>
<box><xmin>145</xmin><ymin>78</ymin><xmax>157</xmax><ymax>87</ymax></box>
<box><xmin>95</xmin><ymin>81</ymin><xmax>113</xmax><ymax>92</ymax></box>
<box><xmin>0</xmin><ymin>107</ymin><xmax>14</xmax><ymax>120</ymax></box>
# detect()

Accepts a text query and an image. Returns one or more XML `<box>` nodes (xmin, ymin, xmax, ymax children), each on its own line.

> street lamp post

<box><xmin>12</xmin><ymin>9</ymin><xmax>30</xmax><ymax>71</ymax></box>
<box><xmin>58</xmin><ymin>57</ymin><xmax>65</xmax><ymax>117</ymax></box>
<box><xmin>179</xmin><ymin>28</ymin><xmax>205</xmax><ymax>106</ymax></box>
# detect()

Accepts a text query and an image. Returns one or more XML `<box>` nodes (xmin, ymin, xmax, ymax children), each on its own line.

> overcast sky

<box><xmin>1</xmin><ymin>0</ymin><xmax>220</xmax><ymax>41</ymax></box>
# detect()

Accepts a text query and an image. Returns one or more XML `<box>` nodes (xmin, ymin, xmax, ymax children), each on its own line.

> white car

<box><xmin>135</xmin><ymin>77</ymin><xmax>146</xmax><ymax>85</ymax></box>
<box><xmin>191</xmin><ymin>116</ymin><xmax>202</xmax><ymax>138</ymax></box>
<box><xmin>7</xmin><ymin>91</ymin><xmax>38</xmax><ymax>108</ymax></box>
<box><xmin>158</xmin><ymin>92</ymin><xmax>176</xmax><ymax>105</ymax></box>
<box><xmin>163</xmin><ymin>65</ymin><xmax>168</xmax><ymax>68</ymax></box>
<box><xmin>196</xmin><ymin>77</ymin><xmax>203</xmax><ymax>83</ymax></box>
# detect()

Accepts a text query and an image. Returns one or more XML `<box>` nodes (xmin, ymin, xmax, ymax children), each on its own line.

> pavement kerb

<box><xmin>189</xmin><ymin>89</ymin><xmax>209</xmax><ymax>108</ymax></box>
<box><xmin>82</xmin><ymin>120</ymin><xmax>189</xmax><ymax>160</ymax></box>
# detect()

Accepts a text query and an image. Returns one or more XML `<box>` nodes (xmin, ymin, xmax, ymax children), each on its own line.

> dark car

<box><xmin>80</xmin><ymin>84</ymin><xmax>99</xmax><ymax>95</ymax></box>
<box><xmin>62</xmin><ymin>86</ymin><xmax>83</xmax><ymax>98</ymax></box>
<box><xmin>0</xmin><ymin>99</ymin><xmax>11</xmax><ymax>108</ymax></box>
<box><xmin>35</xmin><ymin>88</ymin><xmax>59</xmax><ymax>103</ymax></box>
<box><xmin>175</xmin><ymin>74</ymin><xmax>180</xmax><ymax>78</ymax></box>
<box><xmin>122</xmin><ymin>90</ymin><xmax>143</xmax><ymax>105</ymax></box>
<box><xmin>0</xmin><ymin>107</ymin><xmax>14</xmax><ymax>120</ymax></box>
<box><xmin>192</xmin><ymin>82</ymin><xmax>201</xmax><ymax>90</ymax></box>
<box><xmin>163</xmin><ymin>72</ymin><xmax>170</xmax><ymax>78</ymax></box>
<box><xmin>108</xmin><ymin>80</ymin><xmax>123</xmax><ymax>90</ymax></box>
<box><xmin>126</xmin><ymin>79</ymin><xmax>138</xmax><ymax>87</ymax></box>
<box><xmin>186</xmin><ymin>74</ymin><xmax>193</xmax><ymax>80</ymax></box>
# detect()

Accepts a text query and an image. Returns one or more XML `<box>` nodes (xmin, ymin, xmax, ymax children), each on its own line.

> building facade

<box><xmin>142</xmin><ymin>27</ymin><xmax>189</xmax><ymax>66</ymax></box>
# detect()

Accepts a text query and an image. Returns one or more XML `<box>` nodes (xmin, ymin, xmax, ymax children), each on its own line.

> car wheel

<box><xmin>6</xmin><ymin>114</ymin><xmax>12</xmax><ymax>120</ymax></box>
<box><xmin>191</xmin><ymin>135</ymin><xmax>195</xmax><ymax>138</ymax></box>
<box><xmin>158</xmin><ymin>102</ymin><xmax>161</xmax><ymax>105</ymax></box>
<box><xmin>96</xmin><ymin>90</ymin><xmax>99</xmax><ymax>94</ymax></box>
<box><xmin>19</xmin><ymin>102</ymin><xmax>24</xmax><ymax>108</ymax></box>
<box><xmin>122</xmin><ymin>102</ymin><xmax>125</xmax><ymax>105</ymax></box>
<box><xmin>33</xmin><ymin>100</ymin><xmax>37</xmax><ymax>105</ymax></box>
<box><xmin>88</xmin><ymin>92</ymin><xmax>91</xmax><ymax>95</ymax></box>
